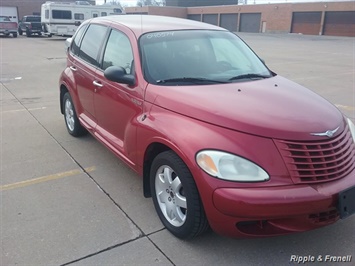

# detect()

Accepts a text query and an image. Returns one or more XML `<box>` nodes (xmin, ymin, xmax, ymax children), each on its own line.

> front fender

<box><xmin>137</xmin><ymin>103</ymin><xmax>289</xmax><ymax>189</ymax></box>
<box><xmin>59</xmin><ymin>67</ymin><xmax>83</xmax><ymax>115</ymax></box>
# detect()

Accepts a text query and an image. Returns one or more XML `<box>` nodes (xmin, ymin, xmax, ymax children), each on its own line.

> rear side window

<box><xmin>52</xmin><ymin>10</ymin><xmax>72</xmax><ymax>19</ymax></box>
<box><xmin>71</xmin><ymin>24</ymin><xmax>88</xmax><ymax>56</ymax></box>
<box><xmin>78</xmin><ymin>24</ymin><xmax>107</xmax><ymax>66</ymax></box>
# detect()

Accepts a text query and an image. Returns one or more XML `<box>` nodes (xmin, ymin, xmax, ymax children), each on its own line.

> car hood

<box><xmin>145</xmin><ymin>75</ymin><xmax>344</xmax><ymax>140</ymax></box>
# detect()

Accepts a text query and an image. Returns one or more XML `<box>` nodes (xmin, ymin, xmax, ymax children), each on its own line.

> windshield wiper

<box><xmin>229</xmin><ymin>73</ymin><xmax>271</xmax><ymax>81</ymax></box>
<box><xmin>157</xmin><ymin>77</ymin><xmax>229</xmax><ymax>84</ymax></box>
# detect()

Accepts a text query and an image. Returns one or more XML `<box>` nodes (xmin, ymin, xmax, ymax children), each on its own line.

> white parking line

<box><xmin>2</xmin><ymin>107</ymin><xmax>47</xmax><ymax>113</ymax></box>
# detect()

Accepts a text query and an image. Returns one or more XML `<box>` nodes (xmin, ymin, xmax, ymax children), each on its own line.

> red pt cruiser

<box><xmin>59</xmin><ymin>15</ymin><xmax>355</xmax><ymax>239</ymax></box>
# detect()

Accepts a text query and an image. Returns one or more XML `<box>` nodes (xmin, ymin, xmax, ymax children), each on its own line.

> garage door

<box><xmin>239</xmin><ymin>13</ymin><xmax>261</xmax><ymax>33</ymax></box>
<box><xmin>203</xmin><ymin>14</ymin><xmax>218</xmax><ymax>26</ymax></box>
<box><xmin>323</xmin><ymin>11</ymin><xmax>355</xmax><ymax>37</ymax></box>
<box><xmin>188</xmin><ymin>14</ymin><xmax>201</xmax><ymax>22</ymax></box>
<box><xmin>291</xmin><ymin>12</ymin><xmax>321</xmax><ymax>35</ymax></box>
<box><xmin>220</xmin><ymin>13</ymin><xmax>238</xmax><ymax>32</ymax></box>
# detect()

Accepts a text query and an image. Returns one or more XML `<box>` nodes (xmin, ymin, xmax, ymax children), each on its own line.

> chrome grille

<box><xmin>275</xmin><ymin>125</ymin><xmax>355</xmax><ymax>184</ymax></box>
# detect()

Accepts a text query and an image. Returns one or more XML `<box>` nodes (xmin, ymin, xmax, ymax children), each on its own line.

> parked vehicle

<box><xmin>0</xmin><ymin>16</ymin><xmax>18</xmax><ymax>37</ymax></box>
<box><xmin>18</xmin><ymin>15</ymin><xmax>42</xmax><ymax>36</ymax></box>
<box><xmin>41</xmin><ymin>1</ymin><xmax>124</xmax><ymax>37</ymax></box>
<box><xmin>0</xmin><ymin>6</ymin><xmax>19</xmax><ymax>23</ymax></box>
<box><xmin>59</xmin><ymin>15</ymin><xmax>355</xmax><ymax>239</ymax></box>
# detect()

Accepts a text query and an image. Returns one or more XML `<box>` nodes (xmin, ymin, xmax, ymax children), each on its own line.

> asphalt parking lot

<box><xmin>1</xmin><ymin>32</ymin><xmax>354</xmax><ymax>266</ymax></box>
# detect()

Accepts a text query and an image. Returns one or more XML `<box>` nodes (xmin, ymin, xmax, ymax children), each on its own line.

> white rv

<box><xmin>41</xmin><ymin>1</ymin><xmax>124</xmax><ymax>37</ymax></box>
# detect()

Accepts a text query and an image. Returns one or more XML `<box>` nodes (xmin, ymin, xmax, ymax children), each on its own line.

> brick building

<box><xmin>126</xmin><ymin>1</ymin><xmax>355</xmax><ymax>37</ymax></box>
<box><xmin>166</xmin><ymin>0</ymin><xmax>238</xmax><ymax>7</ymax></box>
<box><xmin>1</xmin><ymin>0</ymin><xmax>354</xmax><ymax>36</ymax></box>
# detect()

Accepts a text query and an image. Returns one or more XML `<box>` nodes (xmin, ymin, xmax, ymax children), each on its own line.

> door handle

<box><xmin>93</xmin><ymin>80</ymin><xmax>103</xmax><ymax>88</ymax></box>
<box><xmin>69</xmin><ymin>66</ymin><xmax>77</xmax><ymax>71</ymax></box>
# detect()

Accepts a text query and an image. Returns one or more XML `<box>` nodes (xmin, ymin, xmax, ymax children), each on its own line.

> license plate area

<box><xmin>338</xmin><ymin>186</ymin><xmax>355</xmax><ymax>219</ymax></box>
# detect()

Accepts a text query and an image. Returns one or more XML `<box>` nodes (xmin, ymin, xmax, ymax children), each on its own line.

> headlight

<box><xmin>196</xmin><ymin>150</ymin><xmax>269</xmax><ymax>182</ymax></box>
<box><xmin>347</xmin><ymin>118</ymin><xmax>355</xmax><ymax>141</ymax></box>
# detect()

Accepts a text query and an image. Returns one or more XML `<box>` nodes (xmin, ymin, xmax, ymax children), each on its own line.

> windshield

<box><xmin>139</xmin><ymin>30</ymin><xmax>272</xmax><ymax>85</ymax></box>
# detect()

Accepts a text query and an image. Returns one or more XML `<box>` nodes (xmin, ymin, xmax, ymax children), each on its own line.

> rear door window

<box><xmin>78</xmin><ymin>24</ymin><xmax>107</xmax><ymax>66</ymax></box>
<box><xmin>71</xmin><ymin>24</ymin><xmax>88</xmax><ymax>56</ymax></box>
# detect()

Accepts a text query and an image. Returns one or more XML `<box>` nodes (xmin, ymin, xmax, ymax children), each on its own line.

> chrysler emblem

<box><xmin>310</xmin><ymin>127</ymin><xmax>339</xmax><ymax>138</ymax></box>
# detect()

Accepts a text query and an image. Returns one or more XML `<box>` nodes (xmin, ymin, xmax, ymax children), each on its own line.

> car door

<box><xmin>93</xmin><ymin>28</ymin><xmax>142</xmax><ymax>164</ymax></box>
<box><xmin>70</xmin><ymin>23</ymin><xmax>108</xmax><ymax>127</ymax></box>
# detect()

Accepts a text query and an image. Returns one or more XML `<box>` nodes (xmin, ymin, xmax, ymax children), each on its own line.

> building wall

<box><xmin>0</xmin><ymin>0</ymin><xmax>95</xmax><ymax>19</ymax></box>
<box><xmin>166</xmin><ymin>0</ymin><xmax>238</xmax><ymax>7</ymax></box>
<box><xmin>126</xmin><ymin>1</ymin><xmax>355</xmax><ymax>36</ymax></box>
<box><xmin>127</xmin><ymin>6</ymin><xmax>187</xmax><ymax>17</ymax></box>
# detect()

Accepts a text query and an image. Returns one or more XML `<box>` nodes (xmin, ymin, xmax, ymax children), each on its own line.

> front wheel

<box><xmin>18</xmin><ymin>28</ymin><xmax>23</xmax><ymax>35</ymax></box>
<box><xmin>26</xmin><ymin>29</ymin><xmax>31</xmax><ymax>37</ymax></box>
<box><xmin>150</xmin><ymin>151</ymin><xmax>209</xmax><ymax>239</ymax></box>
<box><xmin>63</xmin><ymin>92</ymin><xmax>86</xmax><ymax>137</ymax></box>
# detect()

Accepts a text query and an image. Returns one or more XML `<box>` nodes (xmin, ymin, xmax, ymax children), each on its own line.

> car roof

<box><xmin>91</xmin><ymin>15</ymin><xmax>226</xmax><ymax>37</ymax></box>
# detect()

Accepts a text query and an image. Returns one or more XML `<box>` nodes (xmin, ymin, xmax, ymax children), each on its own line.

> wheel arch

<box><xmin>60</xmin><ymin>84</ymin><xmax>69</xmax><ymax>114</ymax></box>
<box><xmin>142</xmin><ymin>138</ymin><xmax>196</xmax><ymax>199</ymax></box>
<box><xmin>142</xmin><ymin>142</ymin><xmax>171</xmax><ymax>198</ymax></box>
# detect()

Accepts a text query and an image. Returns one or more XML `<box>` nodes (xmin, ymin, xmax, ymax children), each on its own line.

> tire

<box><xmin>63</xmin><ymin>92</ymin><xmax>86</xmax><ymax>137</ymax></box>
<box><xmin>150</xmin><ymin>150</ymin><xmax>209</xmax><ymax>239</ymax></box>
<box><xmin>26</xmin><ymin>29</ymin><xmax>31</xmax><ymax>37</ymax></box>
<box><xmin>13</xmin><ymin>33</ymin><xmax>17</xmax><ymax>38</ymax></box>
<box><xmin>18</xmin><ymin>28</ymin><xmax>23</xmax><ymax>35</ymax></box>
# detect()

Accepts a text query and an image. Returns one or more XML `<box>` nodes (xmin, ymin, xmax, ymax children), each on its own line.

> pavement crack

<box><xmin>60</xmin><ymin>236</ymin><xmax>142</xmax><ymax>266</ymax></box>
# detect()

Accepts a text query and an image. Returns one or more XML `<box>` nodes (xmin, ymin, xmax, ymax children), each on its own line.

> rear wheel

<box><xmin>13</xmin><ymin>33</ymin><xmax>17</xmax><ymax>38</ymax></box>
<box><xmin>18</xmin><ymin>28</ymin><xmax>23</xmax><ymax>35</ymax></box>
<box><xmin>63</xmin><ymin>92</ymin><xmax>86</xmax><ymax>137</ymax></box>
<box><xmin>150</xmin><ymin>151</ymin><xmax>209</xmax><ymax>239</ymax></box>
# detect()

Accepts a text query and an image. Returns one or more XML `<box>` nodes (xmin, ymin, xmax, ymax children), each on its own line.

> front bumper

<box><xmin>208</xmin><ymin>168</ymin><xmax>355</xmax><ymax>237</ymax></box>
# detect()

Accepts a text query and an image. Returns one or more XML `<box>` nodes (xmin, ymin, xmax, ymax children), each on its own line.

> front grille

<box><xmin>275</xmin><ymin>125</ymin><xmax>355</xmax><ymax>184</ymax></box>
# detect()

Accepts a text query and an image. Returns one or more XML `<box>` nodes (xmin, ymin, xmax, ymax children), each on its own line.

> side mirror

<box><xmin>104</xmin><ymin>66</ymin><xmax>135</xmax><ymax>86</ymax></box>
<box><xmin>65</xmin><ymin>37</ymin><xmax>72</xmax><ymax>53</ymax></box>
<box><xmin>74</xmin><ymin>21</ymin><xmax>81</xmax><ymax>26</ymax></box>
